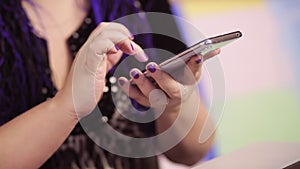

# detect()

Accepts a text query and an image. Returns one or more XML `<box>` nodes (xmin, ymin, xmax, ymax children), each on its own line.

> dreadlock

<box><xmin>0</xmin><ymin>0</ymin><xmax>51</xmax><ymax>125</ymax></box>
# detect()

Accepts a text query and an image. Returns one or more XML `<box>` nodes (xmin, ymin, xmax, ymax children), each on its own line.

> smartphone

<box><xmin>158</xmin><ymin>30</ymin><xmax>242</xmax><ymax>73</ymax></box>
<box><xmin>131</xmin><ymin>30</ymin><xmax>242</xmax><ymax>84</ymax></box>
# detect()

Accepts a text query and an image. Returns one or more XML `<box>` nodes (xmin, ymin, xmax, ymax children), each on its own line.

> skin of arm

<box><xmin>154</xmin><ymin>51</ymin><xmax>219</xmax><ymax>165</ymax></box>
<box><xmin>155</xmin><ymin>98</ymin><xmax>216</xmax><ymax>166</ymax></box>
<box><xmin>0</xmin><ymin>97</ymin><xmax>78</xmax><ymax>169</ymax></box>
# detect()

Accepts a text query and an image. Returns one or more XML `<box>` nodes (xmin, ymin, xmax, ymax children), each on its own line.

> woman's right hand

<box><xmin>53</xmin><ymin>22</ymin><xmax>148</xmax><ymax>120</ymax></box>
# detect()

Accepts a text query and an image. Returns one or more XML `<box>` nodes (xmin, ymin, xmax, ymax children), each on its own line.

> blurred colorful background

<box><xmin>160</xmin><ymin>0</ymin><xmax>300</xmax><ymax>168</ymax></box>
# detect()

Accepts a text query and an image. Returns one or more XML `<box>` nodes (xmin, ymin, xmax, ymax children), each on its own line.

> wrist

<box><xmin>51</xmin><ymin>91</ymin><xmax>79</xmax><ymax>123</ymax></box>
<box><xmin>157</xmin><ymin>105</ymin><xmax>180</xmax><ymax>122</ymax></box>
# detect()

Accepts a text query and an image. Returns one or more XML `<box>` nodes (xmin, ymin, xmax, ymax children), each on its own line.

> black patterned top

<box><xmin>40</xmin><ymin>8</ymin><xmax>160</xmax><ymax>169</ymax></box>
<box><xmin>0</xmin><ymin>0</ymin><xmax>186</xmax><ymax>168</ymax></box>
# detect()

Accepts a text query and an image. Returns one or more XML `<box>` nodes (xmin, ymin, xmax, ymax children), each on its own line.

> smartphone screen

<box><xmin>130</xmin><ymin>31</ymin><xmax>242</xmax><ymax>84</ymax></box>
<box><xmin>159</xmin><ymin>31</ymin><xmax>242</xmax><ymax>73</ymax></box>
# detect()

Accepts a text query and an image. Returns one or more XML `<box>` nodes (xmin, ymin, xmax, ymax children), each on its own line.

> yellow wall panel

<box><xmin>182</xmin><ymin>0</ymin><xmax>263</xmax><ymax>16</ymax></box>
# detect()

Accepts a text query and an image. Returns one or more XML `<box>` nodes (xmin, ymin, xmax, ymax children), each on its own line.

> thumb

<box><xmin>71</xmin><ymin>44</ymin><xmax>108</xmax><ymax>119</ymax></box>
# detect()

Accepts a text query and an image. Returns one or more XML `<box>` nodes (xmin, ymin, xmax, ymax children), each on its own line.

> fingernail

<box><xmin>135</xmin><ymin>51</ymin><xmax>148</xmax><ymax>62</ymax></box>
<box><xmin>130</xmin><ymin>34</ymin><xmax>135</xmax><ymax>40</ymax></box>
<box><xmin>115</xmin><ymin>45</ymin><xmax>120</xmax><ymax>51</ymax></box>
<box><xmin>118</xmin><ymin>79</ymin><xmax>125</xmax><ymax>86</ymax></box>
<box><xmin>196</xmin><ymin>58</ymin><xmax>202</xmax><ymax>64</ymax></box>
<box><xmin>147</xmin><ymin>64</ymin><xmax>156</xmax><ymax>73</ymax></box>
<box><xmin>130</xmin><ymin>70</ymin><xmax>139</xmax><ymax>79</ymax></box>
<box><xmin>130</xmin><ymin>43</ymin><xmax>134</xmax><ymax>51</ymax></box>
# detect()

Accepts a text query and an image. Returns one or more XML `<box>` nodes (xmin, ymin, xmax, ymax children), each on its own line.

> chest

<box><xmin>46</xmin><ymin>34</ymin><xmax>72</xmax><ymax>90</ymax></box>
<box><xmin>22</xmin><ymin>1</ymin><xmax>89</xmax><ymax>90</ymax></box>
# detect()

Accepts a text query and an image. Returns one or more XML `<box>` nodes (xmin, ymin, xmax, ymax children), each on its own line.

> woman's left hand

<box><xmin>118</xmin><ymin>49</ymin><xmax>221</xmax><ymax>112</ymax></box>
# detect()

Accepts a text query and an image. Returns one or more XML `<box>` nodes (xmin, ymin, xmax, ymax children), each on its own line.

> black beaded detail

<box><xmin>67</xmin><ymin>12</ymin><xmax>96</xmax><ymax>58</ymax></box>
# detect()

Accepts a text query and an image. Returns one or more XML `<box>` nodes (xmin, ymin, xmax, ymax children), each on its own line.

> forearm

<box><xmin>0</xmin><ymin>97</ymin><xmax>78</xmax><ymax>169</ymax></box>
<box><xmin>156</xmin><ymin>95</ymin><xmax>215</xmax><ymax>165</ymax></box>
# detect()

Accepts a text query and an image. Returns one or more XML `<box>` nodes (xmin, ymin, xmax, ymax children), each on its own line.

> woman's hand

<box><xmin>118</xmin><ymin>49</ymin><xmax>220</xmax><ymax>112</ymax></box>
<box><xmin>117</xmin><ymin>49</ymin><xmax>220</xmax><ymax>165</ymax></box>
<box><xmin>54</xmin><ymin>22</ymin><xmax>148</xmax><ymax>119</ymax></box>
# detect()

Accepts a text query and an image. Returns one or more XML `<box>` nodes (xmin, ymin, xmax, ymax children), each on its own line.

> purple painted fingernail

<box><xmin>147</xmin><ymin>64</ymin><xmax>156</xmax><ymax>73</ymax></box>
<box><xmin>196</xmin><ymin>58</ymin><xmax>202</xmax><ymax>64</ymax></box>
<box><xmin>130</xmin><ymin>43</ymin><xmax>134</xmax><ymax>51</ymax></box>
<box><xmin>130</xmin><ymin>34</ymin><xmax>135</xmax><ymax>39</ymax></box>
<box><xmin>118</xmin><ymin>79</ymin><xmax>125</xmax><ymax>86</ymax></box>
<box><xmin>115</xmin><ymin>45</ymin><xmax>120</xmax><ymax>51</ymax></box>
<box><xmin>130</xmin><ymin>70</ymin><xmax>139</xmax><ymax>79</ymax></box>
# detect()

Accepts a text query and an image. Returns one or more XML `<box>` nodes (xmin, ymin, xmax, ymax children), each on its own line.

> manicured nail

<box><xmin>135</xmin><ymin>51</ymin><xmax>148</xmax><ymax>62</ymax></box>
<box><xmin>130</xmin><ymin>70</ymin><xmax>139</xmax><ymax>79</ymax></box>
<box><xmin>118</xmin><ymin>79</ymin><xmax>125</xmax><ymax>86</ymax></box>
<box><xmin>130</xmin><ymin>43</ymin><xmax>134</xmax><ymax>51</ymax></box>
<box><xmin>147</xmin><ymin>64</ymin><xmax>156</xmax><ymax>73</ymax></box>
<box><xmin>130</xmin><ymin>34</ymin><xmax>135</xmax><ymax>40</ymax></box>
<box><xmin>196</xmin><ymin>58</ymin><xmax>202</xmax><ymax>64</ymax></box>
<box><xmin>115</xmin><ymin>45</ymin><xmax>120</xmax><ymax>51</ymax></box>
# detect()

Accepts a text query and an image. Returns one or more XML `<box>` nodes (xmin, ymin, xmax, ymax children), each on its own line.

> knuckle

<box><xmin>114</xmin><ymin>22</ymin><xmax>127</xmax><ymax>30</ymax></box>
<box><xmin>129</xmin><ymin>93</ymin><xmax>140</xmax><ymax>101</ymax></box>
<box><xmin>152</xmin><ymin>71</ymin><xmax>165</xmax><ymax>82</ymax></box>
<box><xmin>98</xmin><ymin>22</ymin><xmax>108</xmax><ymax>29</ymax></box>
<box><xmin>90</xmin><ymin>22</ymin><xmax>107</xmax><ymax>37</ymax></box>
<box><xmin>88</xmin><ymin>39</ymin><xmax>111</xmax><ymax>55</ymax></box>
<box><xmin>170</xmin><ymin>88</ymin><xmax>181</xmax><ymax>100</ymax></box>
<box><xmin>128</xmin><ymin>88</ymin><xmax>139</xmax><ymax>98</ymax></box>
<box><xmin>135</xmin><ymin>76</ymin><xmax>146</xmax><ymax>85</ymax></box>
<box><xmin>99</xmin><ymin>22</ymin><xmax>108</xmax><ymax>26</ymax></box>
